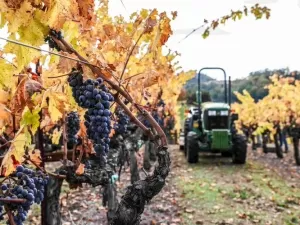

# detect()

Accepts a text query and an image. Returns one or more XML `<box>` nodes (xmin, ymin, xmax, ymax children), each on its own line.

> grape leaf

<box><xmin>40</xmin><ymin>115</ymin><xmax>54</xmax><ymax>132</ymax></box>
<box><xmin>0</xmin><ymin>103</ymin><xmax>11</xmax><ymax>128</ymax></box>
<box><xmin>42</xmin><ymin>90</ymin><xmax>69</xmax><ymax>122</ymax></box>
<box><xmin>4</xmin><ymin>1</ymin><xmax>33</xmax><ymax>33</ymax></box>
<box><xmin>20</xmin><ymin>106</ymin><xmax>41</xmax><ymax>135</ymax></box>
<box><xmin>0</xmin><ymin>60</ymin><xmax>18</xmax><ymax>89</ymax></box>
<box><xmin>4</xmin><ymin>39</ymin><xmax>40</xmax><ymax>70</ymax></box>
<box><xmin>0</xmin><ymin>90</ymin><xmax>9</xmax><ymax>104</ymax></box>
<box><xmin>76</xmin><ymin>0</ymin><xmax>94</xmax><ymax>21</ymax></box>
<box><xmin>28</xmin><ymin>148</ymin><xmax>42</xmax><ymax>166</ymax></box>
<box><xmin>57</xmin><ymin>53</ymin><xmax>78</xmax><ymax>73</ymax></box>
<box><xmin>25</xmin><ymin>79</ymin><xmax>43</xmax><ymax>98</ymax></box>
<box><xmin>1</xmin><ymin>127</ymin><xmax>31</xmax><ymax>176</ymax></box>
<box><xmin>10</xmin><ymin>76</ymin><xmax>28</xmax><ymax>114</ymax></box>
<box><xmin>38</xmin><ymin>0</ymin><xmax>79</xmax><ymax>30</ymax></box>
<box><xmin>18</xmin><ymin>17</ymin><xmax>49</xmax><ymax>46</ymax></box>
<box><xmin>75</xmin><ymin>163</ymin><xmax>85</xmax><ymax>175</ymax></box>
<box><xmin>51</xmin><ymin>127</ymin><xmax>62</xmax><ymax>144</ymax></box>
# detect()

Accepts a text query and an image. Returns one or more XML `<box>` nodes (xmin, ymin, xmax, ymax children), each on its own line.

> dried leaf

<box><xmin>75</xmin><ymin>163</ymin><xmax>85</xmax><ymax>175</ymax></box>
<box><xmin>10</xmin><ymin>76</ymin><xmax>28</xmax><ymax>114</ymax></box>
<box><xmin>28</xmin><ymin>149</ymin><xmax>42</xmax><ymax>166</ymax></box>
<box><xmin>76</xmin><ymin>0</ymin><xmax>94</xmax><ymax>20</ymax></box>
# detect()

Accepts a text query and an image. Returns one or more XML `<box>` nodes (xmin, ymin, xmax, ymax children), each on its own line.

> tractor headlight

<box><xmin>193</xmin><ymin>121</ymin><xmax>199</xmax><ymax>128</ymax></box>
<box><xmin>208</xmin><ymin>110</ymin><xmax>216</xmax><ymax>116</ymax></box>
<box><xmin>220</xmin><ymin>111</ymin><xmax>229</xmax><ymax>116</ymax></box>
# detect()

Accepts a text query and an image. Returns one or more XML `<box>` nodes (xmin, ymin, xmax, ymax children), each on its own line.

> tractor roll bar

<box><xmin>197</xmin><ymin>67</ymin><xmax>227</xmax><ymax>104</ymax></box>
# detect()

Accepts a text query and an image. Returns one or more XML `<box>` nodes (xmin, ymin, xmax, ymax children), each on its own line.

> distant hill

<box><xmin>183</xmin><ymin>68</ymin><xmax>298</xmax><ymax>103</ymax></box>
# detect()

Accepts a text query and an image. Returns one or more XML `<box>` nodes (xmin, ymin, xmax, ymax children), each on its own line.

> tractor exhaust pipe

<box><xmin>224</xmin><ymin>75</ymin><xmax>227</xmax><ymax>104</ymax></box>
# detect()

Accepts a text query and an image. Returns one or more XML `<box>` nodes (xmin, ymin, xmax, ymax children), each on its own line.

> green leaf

<box><xmin>4</xmin><ymin>35</ymin><xmax>41</xmax><ymax>70</ymax></box>
<box><xmin>20</xmin><ymin>106</ymin><xmax>41</xmax><ymax>135</ymax></box>
<box><xmin>202</xmin><ymin>29</ymin><xmax>210</xmax><ymax>39</ymax></box>
<box><xmin>0</xmin><ymin>60</ymin><xmax>18</xmax><ymax>89</ymax></box>
<box><xmin>18</xmin><ymin>17</ymin><xmax>49</xmax><ymax>46</ymax></box>
<box><xmin>237</xmin><ymin>12</ymin><xmax>243</xmax><ymax>20</ymax></box>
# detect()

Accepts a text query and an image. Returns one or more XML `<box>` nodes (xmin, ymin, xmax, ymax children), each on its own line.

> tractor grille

<box><xmin>211</xmin><ymin>130</ymin><xmax>229</xmax><ymax>150</ymax></box>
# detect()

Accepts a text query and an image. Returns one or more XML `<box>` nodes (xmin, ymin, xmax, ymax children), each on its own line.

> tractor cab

<box><xmin>202</xmin><ymin>103</ymin><xmax>230</xmax><ymax>130</ymax></box>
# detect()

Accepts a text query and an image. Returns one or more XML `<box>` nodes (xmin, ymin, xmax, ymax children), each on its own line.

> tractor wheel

<box><xmin>221</xmin><ymin>152</ymin><xmax>232</xmax><ymax>157</ymax></box>
<box><xmin>186</xmin><ymin>132</ymin><xmax>199</xmax><ymax>164</ymax></box>
<box><xmin>232</xmin><ymin>134</ymin><xmax>247</xmax><ymax>164</ymax></box>
<box><xmin>184</xmin><ymin>134</ymin><xmax>188</xmax><ymax>156</ymax></box>
<box><xmin>292</xmin><ymin>137</ymin><xmax>300</xmax><ymax>166</ymax></box>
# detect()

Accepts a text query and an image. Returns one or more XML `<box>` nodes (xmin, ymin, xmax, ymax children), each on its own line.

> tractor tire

<box><xmin>221</xmin><ymin>152</ymin><xmax>232</xmax><ymax>157</ymax></box>
<box><xmin>292</xmin><ymin>137</ymin><xmax>300</xmax><ymax>166</ymax></box>
<box><xmin>186</xmin><ymin>131</ymin><xmax>199</xmax><ymax>164</ymax></box>
<box><xmin>232</xmin><ymin>134</ymin><xmax>247</xmax><ymax>164</ymax></box>
<box><xmin>184</xmin><ymin>135</ymin><xmax>188</xmax><ymax>156</ymax></box>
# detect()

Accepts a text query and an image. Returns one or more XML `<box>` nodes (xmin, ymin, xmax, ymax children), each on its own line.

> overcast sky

<box><xmin>109</xmin><ymin>0</ymin><xmax>300</xmax><ymax>80</ymax></box>
<box><xmin>0</xmin><ymin>0</ymin><xmax>299</xmax><ymax>80</ymax></box>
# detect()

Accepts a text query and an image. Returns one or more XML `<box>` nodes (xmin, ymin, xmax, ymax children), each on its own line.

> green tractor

<box><xmin>184</xmin><ymin>67</ymin><xmax>247</xmax><ymax>164</ymax></box>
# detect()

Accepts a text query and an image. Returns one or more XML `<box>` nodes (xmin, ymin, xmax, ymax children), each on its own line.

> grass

<box><xmin>175</xmin><ymin>157</ymin><xmax>300</xmax><ymax>225</ymax></box>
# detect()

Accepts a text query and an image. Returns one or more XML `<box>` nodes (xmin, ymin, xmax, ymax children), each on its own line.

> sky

<box><xmin>0</xmin><ymin>0</ymin><xmax>300</xmax><ymax>80</ymax></box>
<box><xmin>108</xmin><ymin>0</ymin><xmax>300</xmax><ymax>80</ymax></box>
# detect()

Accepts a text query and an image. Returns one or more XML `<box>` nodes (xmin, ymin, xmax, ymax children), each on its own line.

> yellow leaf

<box><xmin>0</xmin><ymin>90</ymin><xmax>9</xmax><ymax>104</ymax></box>
<box><xmin>18</xmin><ymin>17</ymin><xmax>49</xmax><ymax>46</ymax></box>
<box><xmin>0</xmin><ymin>103</ymin><xmax>11</xmax><ymax>127</ymax></box>
<box><xmin>36</xmin><ymin>0</ymin><xmax>79</xmax><ymax>30</ymax></box>
<box><xmin>140</xmin><ymin>9</ymin><xmax>149</xmax><ymax>19</ymax></box>
<box><xmin>42</xmin><ymin>90</ymin><xmax>69</xmax><ymax>122</ymax></box>
<box><xmin>0</xmin><ymin>60</ymin><xmax>18</xmax><ymax>89</ymax></box>
<box><xmin>5</xmin><ymin>1</ymin><xmax>33</xmax><ymax>33</ymax></box>
<box><xmin>20</xmin><ymin>106</ymin><xmax>41</xmax><ymax>135</ymax></box>
<box><xmin>28</xmin><ymin>148</ymin><xmax>42</xmax><ymax>166</ymax></box>
<box><xmin>1</xmin><ymin>127</ymin><xmax>31</xmax><ymax>176</ymax></box>
<box><xmin>4</xmin><ymin>39</ymin><xmax>40</xmax><ymax>70</ymax></box>
<box><xmin>51</xmin><ymin>127</ymin><xmax>62</xmax><ymax>144</ymax></box>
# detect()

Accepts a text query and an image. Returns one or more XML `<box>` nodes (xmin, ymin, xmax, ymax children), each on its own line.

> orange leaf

<box><xmin>75</xmin><ymin>163</ymin><xmax>85</xmax><ymax>175</ymax></box>
<box><xmin>78</xmin><ymin>120</ymin><xmax>87</xmax><ymax>137</ymax></box>
<box><xmin>10</xmin><ymin>77</ymin><xmax>28</xmax><ymax>114</ymax></box>
<box><xmin>28</xmin><ymin>149</ymin><xmax>42</xmax><ymax>166</ymax></box>
<box><xmin>76</xmin><ymin>0</ymin><xmax>95</xmax><ymax>21</ymax></box>
<box><xmin>109</xmin><ymin>128</ymin><xmax>115</xmax><ymax>138</ymax></box>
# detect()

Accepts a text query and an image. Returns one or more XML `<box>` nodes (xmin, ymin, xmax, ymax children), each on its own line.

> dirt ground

<box><xmin>24</xmin><ymin>144</ymin><xmax>300</xmax><ymax>225</ymax></box>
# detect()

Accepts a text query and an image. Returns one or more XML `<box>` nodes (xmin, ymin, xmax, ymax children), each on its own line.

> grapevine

<box><xmin>0</xmin><ymin>0</ymin><xmax>240</xmax><ymax>224</ymax></box>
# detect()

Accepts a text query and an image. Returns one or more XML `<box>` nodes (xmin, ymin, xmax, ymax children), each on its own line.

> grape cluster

<box><xmin>114</xmin><ymin>109</ymin><xmax>130</xmax><ymax>134</ymax></box>
<box><xmin>0</xmin><ymin>165</ymin><xmax>49</xmax><ymax>225</ymax></box>
<box><xmin>44</xmin><ymin>30</ymin><xmax>63</xmax><ymax>51</ymax></box>
<box><xmin>66</xmin><ymin>111</ymin><xmax>80</xmax><ymax>148</ymax></box>
<box><xmin>67</xmin><ymin>69</ymin><xmax>113</xmax><ymax>162</ymax></box>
